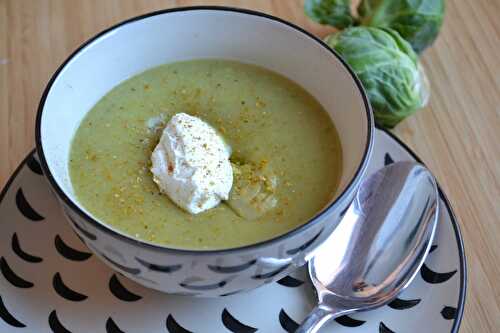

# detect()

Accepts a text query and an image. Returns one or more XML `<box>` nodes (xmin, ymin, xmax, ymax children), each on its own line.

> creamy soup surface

<box><xmin>69</xmin><ymin>60</ymin><xmax>342</xmax><ymax>249</ymax></box>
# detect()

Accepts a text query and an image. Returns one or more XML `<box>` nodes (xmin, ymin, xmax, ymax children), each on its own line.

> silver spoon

<box><xmin>296</xmin><ymin>161</ymin><xmax>438</xmax><ymax>333</ymax></box>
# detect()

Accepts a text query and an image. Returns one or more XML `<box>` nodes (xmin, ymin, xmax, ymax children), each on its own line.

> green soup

<box><xmin>69</xmin><ymin>60</ymin><xmax>342</xmax><ymax>249</ymax></box>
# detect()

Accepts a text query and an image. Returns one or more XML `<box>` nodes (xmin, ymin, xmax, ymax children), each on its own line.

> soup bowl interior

<box><xmin>36</xmin><ymin>7</ymin><xmax>372</xmax><ymax>296</ymax></box>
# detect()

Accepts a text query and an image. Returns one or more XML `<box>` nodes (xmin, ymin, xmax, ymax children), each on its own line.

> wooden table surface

<box><xmin>1</xmin><ymin>0</ymin><xmax>498</xmax><ymax>331</ymax></box>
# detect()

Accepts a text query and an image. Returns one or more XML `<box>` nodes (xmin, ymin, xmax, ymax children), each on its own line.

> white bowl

<box><xmin>35</xmin><ymin>6</ymin><xmax>373</xmax><ymax>297</ymax></box>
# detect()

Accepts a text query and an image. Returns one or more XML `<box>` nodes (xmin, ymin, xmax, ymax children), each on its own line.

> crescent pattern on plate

<box><xmin>54</xmin><ymin>235</ymin><xmax>92</xmax><ymax>261</ymax></box>
<box><xmin>166</xmin><ymin>314</ymin><xmax>193</xmax><ymax>333</ymax></box>
<box><xmin>0</xmin><ymin>257</ymin><xmax>34</xmax><ymax>289</ymax></box>
<box><xmin>387</xmin><ymin>297</ymin><xmax>421</xmax><ymax>310</ymax></box>
<box><xmin>276</xmin><ymin>275</ymin><xmax>304</xmax><ymax>287</ymax></box>
<box><xmin>26</xmin><ymin>155</ymin><xmax>43</xmax><ymax>175</ymax></box>
<box><xmin>379</xmin><ymin>321</ymin><xmax>396</xmax><ymax>333</ymax></box>
<box><xmin>279</xmin><ymin>309</ymin><xmax>299</xmax><ymax>333</ymax></box>
<box><xmin>108</xmin><ymin>274</ymin><xmax>142</xmax><ymax>302</ymax></box>
<box><xmin>52</xmin><ymin>272</ymin><xmax>88</xmax><ymax>302</ymax></box>
<box><xmin>15</xmin><ymin>188</ymin><xmax>44</xmax><ymax>221</ymax></box>
<box><xmin>105</xmin><ymin>317</ymin><xmax>125</xmax><ymax>333</ymax></box>
<box><xmin>48</xmin><ymin>310</ymin><xmax>72</xmax><ymax>333</ymax></box>
<box><xmin>221</xmin><ymin>308</ymin><xmax>257</xmax><ymax>333</ymax></box>
<box><xmin>441</xmin><ymin>306</ymin><xmax>457</xmax><ymax>320</ymax></box>
<box><xmin>420</xmin><ymin>264</ymin><xmax>457</xmax><ymax>284</ymax></box>
<box><xmin>335</xmin><ymin>315</ymin><xmax>366</xmax><ymax>327</ymax></box>
<box><xmin>11</xmin><ymin>233</ymin><xmax>43</xmax><ymax>263</ymax></box>
<box><xmin>0</xmin><ymin>296</ymin><xmax>26</xmax><ymax>328</ymax></box>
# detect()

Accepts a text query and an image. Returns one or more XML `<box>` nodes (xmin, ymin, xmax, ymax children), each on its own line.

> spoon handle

<box><xmin>295</xmin><ymin>304</ymin><xmax>345</xmax><ymax>333</ymax></box>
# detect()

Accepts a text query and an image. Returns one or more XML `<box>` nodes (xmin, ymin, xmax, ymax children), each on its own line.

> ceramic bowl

<box><xmin>35</xmin><ymin>6</ymin><xmax>373</xmax><ymax>297</ymax></box>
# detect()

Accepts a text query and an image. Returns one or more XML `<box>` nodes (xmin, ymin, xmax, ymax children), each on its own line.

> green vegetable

<box><xmin>358</xmin><ymin>0</ymin><xmax>445</xmax><ymax>53</ymax></box>
<box><xmin>304</xmin><ymin>0</ymin><xmax>354</xmax><ymax>29</ymax></box>
<box><xmin>325</xmin><ymin>27</ymin><xmax>429</xmax><ymax>128</ymax></box>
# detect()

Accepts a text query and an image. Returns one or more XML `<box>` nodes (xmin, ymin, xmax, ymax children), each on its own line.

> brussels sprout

<box><xmin>304</xmin><ymin>0</ymin><xmax>354</xmax><ymax>29</ymax></box>
<box><xmin>358</xmin><ymin>0</ymin><xmax>445</xmax><ymax>53</ymax></box>
<box><xmin>325</xmin><ymin>27</ymin><xmax>429</xmax><ymax>128</ymax></box>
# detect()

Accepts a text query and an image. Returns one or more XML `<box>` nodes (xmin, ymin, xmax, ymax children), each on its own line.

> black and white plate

<box><xmin>0</xmin><ymin>128</ymin><xmax>466</xmax><ymax>333</ymax></box>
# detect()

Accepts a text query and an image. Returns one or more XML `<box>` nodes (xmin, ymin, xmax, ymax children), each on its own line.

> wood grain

<box><xmin>0</xmin><ymin>0</ymin><xmax>499</xmax><ymax>331</ymax></box>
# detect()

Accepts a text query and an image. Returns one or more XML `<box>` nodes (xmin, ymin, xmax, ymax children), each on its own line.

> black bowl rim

<box><xmin>35</xmin><ymin>5</ymin><xmax>374</xmax><ymax>255</ymax></box>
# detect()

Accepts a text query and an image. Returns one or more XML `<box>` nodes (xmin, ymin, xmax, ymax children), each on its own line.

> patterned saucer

<box><xmin>0</xmin><ymin>128</ymin><xmax>466</xmax><ymax>333</ymax></box>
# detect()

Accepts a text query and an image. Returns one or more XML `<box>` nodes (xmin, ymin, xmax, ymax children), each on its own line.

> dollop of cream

<box><xmin>150</xmin><ymin>113</ymin><xmax>233</xmax><ymax>214</ymax></box>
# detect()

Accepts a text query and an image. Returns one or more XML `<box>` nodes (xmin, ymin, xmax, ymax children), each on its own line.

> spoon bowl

<box><xmin>297</xmin><ymin>161</ymin><xmax>438</xmax><ymax>332</ymax></box>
